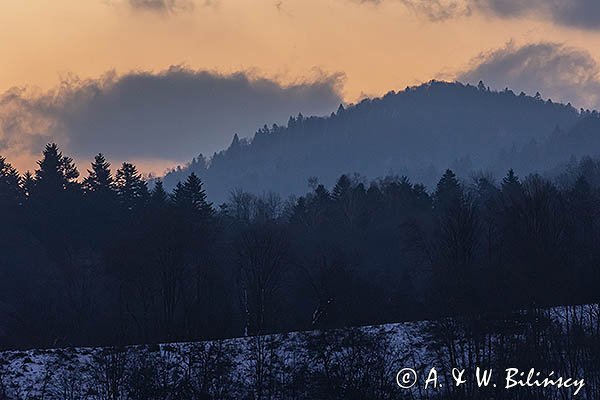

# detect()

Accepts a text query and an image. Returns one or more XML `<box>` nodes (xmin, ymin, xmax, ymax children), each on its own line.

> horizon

<box><xmin>1</xmin><ymin>78</ymin><xmax>590</xmax><ymax>180</ymax></box>
<box><xmin>3</xmin><ymin>0</ymin><xmax>600</xmax><ymax>175</ymax></box>
<box><xmin>4</xmin><ymin>4</ymin><xmax>600</xmax><ymax>398</ymax></box>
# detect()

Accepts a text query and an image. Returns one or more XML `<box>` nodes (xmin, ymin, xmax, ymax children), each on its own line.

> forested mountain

<box><xmin>164</xmin><ymin>80</ymin><xmax>595</xmax><ymax>201</ymax></box>
<box><xmin>2</xmin><ymin>81</ymin><xmax>600</xmax><ymax>364</ymax></box>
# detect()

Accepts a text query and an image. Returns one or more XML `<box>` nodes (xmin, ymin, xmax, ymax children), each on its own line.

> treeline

<box><xmin>164</xmin><ymin>80</ymin><xmax>591</xmax><ymax>200</ymax></box>
<box><xmin>1</xmin><ymin>144</ymin><xmax>599</xmax><ymax>349</ymax></box>
<box><xmin>2</xmin><ymin>305</ymin><xmax>599</xmax><ymax>399</ymax></box>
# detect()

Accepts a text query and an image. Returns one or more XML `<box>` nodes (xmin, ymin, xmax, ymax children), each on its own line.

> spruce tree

<box><xmin>115</xmin><ymin>162</ymin><xmax>149</xmax><ymax>211</ymax></box>
<box><xmin>172</xmin><ymin>172</ymin><xmax>213</xmax><ymax>219</ymax></box>
<box><xmin>28</xmin><ymin>144</ymin><xmax>80</xmax><ymax>265</ymax></box>
<box><xmin>433</xmin><ymin>169</ymin><xmax>462</xmax><ymax>212</ymax></box>
<box><xmin>33</xmin><ymin>143</ymin><xmax>79</xmax><ymax>199</ymax></box>
<box><xmin>150</xmin><ymin>178</ymin><xmax>169</xmax><ymax>208</ymax></box>
<box><xmin>22</xmin><ymin>171</ymin><xmax>35</xmax><ymax>199</ymax></box>
<box><xmin>332</xmin><ymin>174</ymin><xmax>352</xmax><ymax>202</ymax></box>
<box><xmin>83</xmin><ymin>153</ymin><xmax>114</xmax><ymax>195</ymax></box>
<box><xmin>501</xmin><ymin>169</ymin><xmax>525</xmax><ymax>205</ymax></box>
<box><xmin>0</xmin><ymin>156</ymin><xmax>23</xmax><ymax>208</ymax></box>
<box><xmin>314</xmin><ymin>184</ymin><xmax>331</xmax><ymax>210</ymax></box>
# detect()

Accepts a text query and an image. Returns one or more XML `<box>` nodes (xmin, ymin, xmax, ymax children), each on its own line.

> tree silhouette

<box><xmin>25</xmin><ymin>144</ymin><xmax>81</xmax><ymax>269</ymax></box>
<box><xmin>115</xmin><ymin>162</ymin><xmax>149</xmax><ymax>212</ymax></box>
<box><xmin>21</xmin><ymin>171</ymin><xmax>35</xmax><ymax>199</ymax></box>
<box><xmin>83</xmin><ymin>153</ymin><xmax>114</xmax><ymax>195</ymax></box>
<box><xmin>32</xmin><ymin>143</ymin><xmax>79</xmax><ymax>201</ymax></box>
<box><xmin>433</xmin><ymin>169</ymin><xmax>462</xmax><ymax>212</ymax></box>
<box><xmin>150</xmin><ymin>178</ymin><xmax>169</xmax><ymax>208</ymax></box>
<box><xmin>172</xmin><ymin>173</ymin><xmax>213</xmax><ymax>219</ymax></box>
<box><xmin>331</xmin><ymin>175</ymin><xmax>351</xmax><ymax>202</ymax></box>
<box><xmin>0</xmin><ymin>156</ymin><xmax>22</xmax><ymax>209</ymax></box>
<box><xmin>501</xmin><ymin>169</ymin><xmax>524</xmax><ymax>204</ymax></box>
<box><xmin>2</xmin><ymin>141</ymin><xmax>600</xmax><ymax>368</ymax></box>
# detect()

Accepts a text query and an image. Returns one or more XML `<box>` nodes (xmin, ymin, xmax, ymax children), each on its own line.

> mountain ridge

<box><xmin>164</xmin><ymin>80</ymin><xmax>595</xmax><ymax>201</ymax></box>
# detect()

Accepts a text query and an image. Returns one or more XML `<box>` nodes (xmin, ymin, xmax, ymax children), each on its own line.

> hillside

<box><xmin>164</xmin><ymin>81</ymin><xmax>585</xmax><ymax>201</ymax></box>
<box><xmin>1</xmin><ymin>305</ymin><xmax>594</xmax><ymax>399</ymax></box>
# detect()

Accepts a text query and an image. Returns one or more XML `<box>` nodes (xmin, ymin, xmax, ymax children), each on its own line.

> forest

<box><xmin>163</xmin><ymin>81</ymin><xmax>600</xmax><ymax>201</ymax></box>
<box><xmin>1</xmin><ymin>143</ymin><xmax>599</xmax><ymax>351</ymax></box>
<box><xmin>7</xmin><ymin>1</ymin><xmax>600</xmax><ymax>396</ymax></box>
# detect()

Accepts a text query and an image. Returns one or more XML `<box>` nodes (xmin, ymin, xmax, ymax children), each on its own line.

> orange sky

<box><xmin>3</xmin><ymin>0</ymin><xmax>600</xmax><ymax>175</ymax></box>
<box><xmin>2</xmin><ymin>0</ymin><xmax>600</xmax><ymax>102</ymax></box>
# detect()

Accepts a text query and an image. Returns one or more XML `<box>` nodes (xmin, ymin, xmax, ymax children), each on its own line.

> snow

<box><xmin>0</xmin><ymin>304</ymin><xmax>595</xmax><ymax>399</ymax></box>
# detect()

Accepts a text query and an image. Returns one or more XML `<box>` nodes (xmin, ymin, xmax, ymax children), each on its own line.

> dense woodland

<box><xmin>1</xmin><ymin>143</ymin><xmax>600</xmax><ymax>351</ymax></box>
<box><xmin>164</xmin><ymin>81</ymin><xmax>600</xmax><ymax>201</ymax></box>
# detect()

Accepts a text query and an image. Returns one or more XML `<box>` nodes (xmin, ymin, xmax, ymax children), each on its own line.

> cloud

<box><xmin>0</xmin><ymin>67</ymin><xmax>343</xmax><ymax>174</ymax></box>
<box><xmin>473</xmin><ymin>0</ymin><xmax>600</xmax><ymax>30</ymax></box>
<box><xmin>458</xmin><ymin>42</ymin><xmax>600</xmax><ymax>109</ymax></box>
<box><xmin>353</xmin><ymin>0</ymin><xmax>600</xmax><ymax>29</ymax></box>
<box><xmin>353</xmin><ymin>0</ymin><xmax>471</xmax><ymax>21</ymax></box>
<box><xmin>128</xmin><ymin>0</ymin><xmax>195</xmax><ymax>13</ymax></box>
<box><xmin>402</xmin><ymin>0</ymin><xmax>471</xmax><ymax>21</ymax></box>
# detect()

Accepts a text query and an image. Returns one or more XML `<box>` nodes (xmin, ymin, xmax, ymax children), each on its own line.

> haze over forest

<box><xmin>164</xmin><ymin>80</ymin><xmax>600</xmax><ymax>201</ymax></box>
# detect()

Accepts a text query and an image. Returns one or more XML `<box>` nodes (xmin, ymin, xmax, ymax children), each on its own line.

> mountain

<box><xmin>164</xmin><ymin>80</ymin><xmax>589</xmax><ymax>201</ymax></box>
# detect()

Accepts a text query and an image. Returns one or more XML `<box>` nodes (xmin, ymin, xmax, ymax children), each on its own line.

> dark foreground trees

<box><xmin>0</xmin><ymin>145</ymin><xmax>599</xmax><ymax>351</ymax></box>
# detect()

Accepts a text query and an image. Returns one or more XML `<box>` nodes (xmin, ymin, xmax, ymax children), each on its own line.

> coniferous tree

<box><xmin>172</xmin><ymin>181</ymin><xmax>185</xmax><ymax>203</ymax></box>
<box><xmin>433</xmin><ymin>169</ymin><xmax>462</xmax><ymax>212</ymax></box>
<box><xmin>26</xmin><ymin>144</ymin><xmax>81</xmax><ymax>268</ymax></box>
<box><xmin>32</xmin><ymin>143</ymin><xmax>79</xmax><ymax>200</ymax></box>
<box><xmin>82</xmin><ymin>153</ymin><xmax>118</xmax><ymax>243</ymax></box>
<box><xmin>172</xmin><ymin>173</ymin><xmax>213</xmax><ymax>219</ymax></box>
<box><xmin>307</xmin><ymin>184</ymin><xmax>332</xmax><ymax>227</ymax></box>
<box><xmin>115</xmin><ymin>162</ymin><xmax>149</xmax><ymax>211</ymax></box>
<box><xmin>29</xmin><ymin>144</ymin><xmax>80</xmax><ymax>235</ymax></box>
<box><xmin>501</xmin><ymin>169</ymin><xmax>524</xmax><ymax>202</ymax></box>
<box><xmin>365</xmin><ymin>183</ymin><xmax>384</xmax><ymax>214</ymax></box>
<box><xmin>21</xmin><ymin>171</ymin><xmax>34</xmax><ymax>199</ymax></box>
<box><xmin>150</xmin><ymin>179</ymin><xmax>169</xmax><ymax>208</ymax></box>
<box><xmin>0</xmin><ymin>156</ymin><xmax>23</xmax><ymax>209</ymax></box>
<box><xmin>331</xmin><ymin>175</ymin><xmax>351</xmax><ymax>202</ymax></box>
<box><xmin>228</xmin><ymin>134</ymin><xmax>241</xmax><ymax>155</ymax></box>
<box><xmin>431</xmin><ymin>169</ymin><xmax>478</xmax><ymax>313</ymax></box>
<box><xmin>83</xmin><ymin>153</ymin><xmax>114</xmax><ymax>195</ymax></box>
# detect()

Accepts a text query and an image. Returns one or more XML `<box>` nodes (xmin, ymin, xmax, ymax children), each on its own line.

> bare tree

<box><xmin>237</xmin><ymin>224</ymin><xmax>288</xmax><ymax>336</ymax></box>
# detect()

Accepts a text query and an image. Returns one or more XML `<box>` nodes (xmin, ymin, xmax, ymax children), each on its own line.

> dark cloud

<box><xmin>0</xmin><ymin>67</ymin><xmax>343</xmax><ymax>171</ymax></box>
<box><xmin>474</xmin><ymin>0</ymin><xmax>600</xmax><ymax>30</ymax></box>
<box><xmin>128</xmin><ymin>0</ymin><xmax>199</xmax><ymax>13</ymax></box>
<box><xmin>403</xmin><ymin>0</ymin><xmax>471</xmax><ymax>21</ymax></box>
<box><xmin>354</xmin><ymin>0</ymin><xmax>471</xmax><ymax>21</ymax></box>
<box><xmin>354</xmin><ymin>0</ymin><xmax>600</xmax><ymax>29</ymax></box>
<box><xmin>130</xmin><ymin>0</ymin><xmax>169</xmax><ymax>11</ymax></box>
<box><xmin>459</xmin><ymin>42</ymin><xmax>600</xmax><ymax>109</ymax></box>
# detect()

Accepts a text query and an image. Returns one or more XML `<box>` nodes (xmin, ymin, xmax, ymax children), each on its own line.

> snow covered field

<box><xmin>1</xmin><ymin>305</ymin><xmax>597</xmax><ymax>399</ymax></box>
<box><xmin>0</xmin><ymin>321</ymin><xmax>429</xmax><ymax>399</ymax></box>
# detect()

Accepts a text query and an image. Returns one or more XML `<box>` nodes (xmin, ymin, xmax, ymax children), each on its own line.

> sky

<box><xmin>3</xmin><ymin>0</ymin><xmax>600</xmax><ymax>175</ymax></box>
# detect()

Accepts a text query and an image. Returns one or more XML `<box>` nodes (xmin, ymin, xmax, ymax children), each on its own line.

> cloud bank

<box><xmin>355</xmin><ymin>0</ymin><xmax>471</xmax><ymax>21</ymax></box>
<box><xmin>355</xmin><ymin>0</ymin><xmax>600</xmax><ymax>29</ymax></box>
<box><xmin>458</xmin><ymin>42</ymin><xmax>600</xmax><ymax>109</ymax></box>
<box><xmin>474</xmin><ymin>0</ymin><xmax>600</xmax><ymax>30</ymax></box>
<box><xmin>0</xmin><ymin>67</ymin><xmax>343</xmax><ymax>173</ymax></box>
